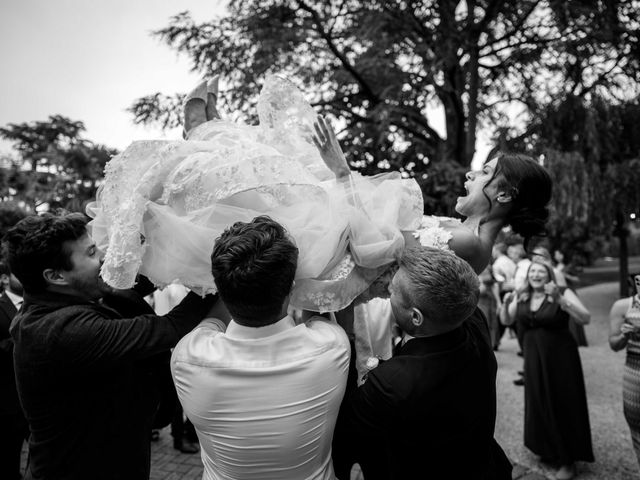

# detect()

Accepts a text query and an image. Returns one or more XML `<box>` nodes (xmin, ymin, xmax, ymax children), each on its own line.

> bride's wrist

<box><xmin>334</xmin><ymin>166</ymin><xmax>351</xmax><ymax>179</ymax></box>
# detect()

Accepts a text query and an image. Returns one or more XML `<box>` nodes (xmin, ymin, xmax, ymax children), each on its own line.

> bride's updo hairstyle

<box><xmin>484</xmin><ymin>152</ymin><xmax>552</xmax><ymax>247</ymax></box>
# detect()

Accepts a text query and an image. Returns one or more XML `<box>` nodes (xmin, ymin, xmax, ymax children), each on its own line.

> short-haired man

<box><xmin>5</xmin><ymin>212</ymin><xmax>217</xmax><ymax>480</ymax></box>
<box><xmin>346</xmin><ymin>246</ymin><xmax>511</xmax><ymax>479</ymax></box>
<box><xmin>171</xmin><ymin>216</ymin><xmax>350</xmax><ymax>479</ymax></box>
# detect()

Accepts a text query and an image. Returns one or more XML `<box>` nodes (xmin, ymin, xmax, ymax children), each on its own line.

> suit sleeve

<box><xmin>52</xmin><ymin>292</ymin><xmax>216</xmax><ymax>370</ymax></box>
<box><xmin>345</xmin><ymin>363</ymin><xmax>401</xmax><ymax>479</ymax></box>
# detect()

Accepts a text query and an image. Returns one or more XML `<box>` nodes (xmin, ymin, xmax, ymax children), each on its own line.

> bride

<box><xmin>88</xmin><ymin>75</ymin><xmax>423</xmax><ymax>312</ymax></box>
<box><xmin>88</xmin><ymin>74</ymin><xmax>552</xmax><ymax>314</ymax></box>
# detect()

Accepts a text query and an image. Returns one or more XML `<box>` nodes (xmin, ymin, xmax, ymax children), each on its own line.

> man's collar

<box><xmin>4</xmin><ymin>289</ymin><xmax>23</xmax><ymax>308</ymax></box>
<box><xmin>398</xmin><ymin>325</ymin><xmax>466</xmax><ymax>355</ymax></box>
<box><xmin>23</xmin><ymin>290</ymin><xmax>95</xmax><ymax>308</ymax></box>
<box><xmin>226</xmin><ymin>315</ymin><xmax>295</xmax><ymax>339</ymax></box>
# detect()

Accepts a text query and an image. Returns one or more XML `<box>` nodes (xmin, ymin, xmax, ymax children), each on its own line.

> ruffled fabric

<box><xmin>87</xmin><ymin>75</ymin><xmax>423</xmax><ymax>312</ymax></box>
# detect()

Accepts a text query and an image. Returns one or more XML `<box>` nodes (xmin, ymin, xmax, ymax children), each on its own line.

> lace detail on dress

<box><xmin>257</xmin><ymin>76</ymin><xmax>334</xmax><ymax>181</ymax></box>
<box><xmin>413</xmin><ymin>216</ymin><xmax>460</xmax><ymax>251</ymax></box>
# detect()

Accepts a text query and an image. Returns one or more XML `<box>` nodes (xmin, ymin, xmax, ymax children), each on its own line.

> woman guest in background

<box><xmin>503</xmin><ymin>259</ymin><xmax>593</xmax><ymax>480</ymax></box>
<box><xmin>609</xmin><ymin>273</ymin><xmax>640</xmax><ymax>468</ymax></box>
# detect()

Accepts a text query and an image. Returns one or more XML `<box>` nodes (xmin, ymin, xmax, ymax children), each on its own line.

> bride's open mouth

<box><xmin>457</xmin><ymin>183</ymin><xmax>470</xmax><ymax>200</ymax></box>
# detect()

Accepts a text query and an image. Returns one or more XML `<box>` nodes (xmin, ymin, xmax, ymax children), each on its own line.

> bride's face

<box><xmin>455</xmin><ymin>158</ymin><xmax>501</xmax><ymax>218</ymax></box>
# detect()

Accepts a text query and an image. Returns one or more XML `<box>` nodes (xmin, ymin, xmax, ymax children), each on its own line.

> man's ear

<box><xmin>42</xmin><ymin>269</ymin><xmax>68</xmax><ymax>287</ymax></box>
<box><xmin>410</xmin><ymin>307</ymin><xmax>424</xmax><ymax>327</ymax></box>
<box><xmin>495</xmin><ymin>192</ymin><xmax>513</xmax><ymax>204</ymax></box>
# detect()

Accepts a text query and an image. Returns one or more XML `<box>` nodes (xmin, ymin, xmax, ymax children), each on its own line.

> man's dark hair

<box><xmin>210</xmin><ymin>216</ymin><xmax>298</xmax><ymax>324</ymax></box>
<box><xmin>4</xmin><ymin>212</ymin><xmax>88</xmax><ymax>294</ymax></box>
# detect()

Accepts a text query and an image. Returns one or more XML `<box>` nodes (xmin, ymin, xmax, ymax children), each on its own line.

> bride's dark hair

<box><xmin>483</xmin><ymin>152</ymin><xmax>552</xmax><ymax>247</ymax></box>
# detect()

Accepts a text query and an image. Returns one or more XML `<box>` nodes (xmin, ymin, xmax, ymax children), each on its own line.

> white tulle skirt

<box><xmin>87</xmin><ymin>76</ymin><xmax>423</xmax><ymax>312</ymax></box>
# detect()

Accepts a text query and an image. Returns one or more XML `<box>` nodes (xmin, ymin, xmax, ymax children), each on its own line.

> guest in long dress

<box><xmin>609</xmin><ymin>273</ymin><xmax>640</xmax><ymax>468</ymax></box>
<box><xmin>503</xmin><ymin>259</ymin><xmax>593</xmax><ymax>480</ymax></box>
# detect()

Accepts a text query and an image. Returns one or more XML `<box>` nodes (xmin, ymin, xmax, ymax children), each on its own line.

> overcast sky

<box><xmin>0</xmin><ymin>0</ymin><xmax>225</xmax><ymax>153</ymax></box>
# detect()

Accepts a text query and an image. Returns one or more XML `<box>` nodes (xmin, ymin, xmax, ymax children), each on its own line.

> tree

<box><xmin>130</xmin><ymin>0</ymin><xmax>639</xmax><ymax>214</ymax></box>
<box><xmin>0</xmin><ymin>116</ymin><xmax>117</xmax><ymax>212</ymax></box>
<box><xmin>527</xmin><ymin>97</ymin><xmax>640</xmax><ymax>295</ymax></box>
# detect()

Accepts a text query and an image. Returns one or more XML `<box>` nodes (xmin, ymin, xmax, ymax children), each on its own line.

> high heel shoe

<box><xmin>183</xmin><ymin>80</ymin><xmax>208</xmax><ymax>138</ymax></box>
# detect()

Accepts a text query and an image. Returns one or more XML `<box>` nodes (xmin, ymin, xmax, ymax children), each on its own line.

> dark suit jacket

<box><xmin>11</xmin><ymin>289</ymin><xmax>215</xmax><ymax>480</ymax></box>
<box><xmin>346</xmin><ymin>310</ymin><xmax>511</xmax><ymax>480</ymax></box>
<box><xmin>0</xmin><ymin>291</ymin><xmax>21</xmax><ymax>416</ymax></box>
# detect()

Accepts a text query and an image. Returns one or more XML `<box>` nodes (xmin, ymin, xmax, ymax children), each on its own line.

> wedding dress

<box><xmin>87</xmin><ymin>76</ymin><xmax>423</xmax><ymax>312</ymax></box>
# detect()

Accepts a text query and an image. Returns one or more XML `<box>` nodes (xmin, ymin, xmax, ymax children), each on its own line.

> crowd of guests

<box><xmin>3</xmin><ymin>209</ymin><xmax>640</xmax><ymax>479</ymax></box>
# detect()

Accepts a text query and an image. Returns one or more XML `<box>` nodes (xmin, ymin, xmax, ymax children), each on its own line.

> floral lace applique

<box><xmin>413</xmin><ymin>216</ymin><xmax>461</xmax><ymax>251</ymax></box>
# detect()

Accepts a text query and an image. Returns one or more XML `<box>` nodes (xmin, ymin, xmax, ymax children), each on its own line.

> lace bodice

<box><xmin>413</xmin><ymin>216</ymin><xmax>460</xmax><ymax>250</ymax></box>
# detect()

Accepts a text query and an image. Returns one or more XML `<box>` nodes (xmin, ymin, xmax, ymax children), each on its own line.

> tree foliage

<box><xmin>529</xmin><ymin>97</ymin><xmax>640</xmax><ymax>264</ymax></box>
<box><xmin>130</xmin><ymin>0</ymin><xmax>639</xmax><ymax>215</ymax></box>
<box><xmin>0</xmin><ymin>116</ymin><xmax>117</xmax><ymax>212</ymax></box>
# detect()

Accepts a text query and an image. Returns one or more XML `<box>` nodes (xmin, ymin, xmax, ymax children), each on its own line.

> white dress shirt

<box><xmin>514</xmin><ymin>258</ymin><xmax>532</xmax><ymax>291</ymax></box>
<box><xmin>492</xmin><ymin>254</ymin><xmax>516</xmax><ymax>284</ymax></box>
<box><xmin>171</xmin><ymin>315</ymin><xmax>350</xmax><ymax>480</ymax></box>
<box><xmin>353</xmin><ymin>298</ymin><xmax>397</xmax><ymax>385</ymax></box>
<box><xmin>5</xmin><ymin>289</ymin><xmax>23</xmax><ymax>310</ymax></box>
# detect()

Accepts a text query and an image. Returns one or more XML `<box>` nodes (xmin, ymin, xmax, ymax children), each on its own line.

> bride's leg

<box><xmin>183</xmin><ymin>80</ymin><xmax>207</xmax><ymax>138</ymax></box>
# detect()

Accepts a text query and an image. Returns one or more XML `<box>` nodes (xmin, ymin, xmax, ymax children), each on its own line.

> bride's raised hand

<box><xmin>312</xmin><ymin>115</ymin><xmax>351</xmax><ymax>179</ymax></box>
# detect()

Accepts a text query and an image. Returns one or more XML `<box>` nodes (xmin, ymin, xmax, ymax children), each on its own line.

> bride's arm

<box><xmin>312</xmin><ymin>115</ymin><xmax>351</xmax><ymax>180</ymax></box>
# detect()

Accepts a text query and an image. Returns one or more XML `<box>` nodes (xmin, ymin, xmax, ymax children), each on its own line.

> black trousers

<box><xmin>0</xmin><ymin>412</ymin><xmax>29</xmax><ymax>480</ymax></box>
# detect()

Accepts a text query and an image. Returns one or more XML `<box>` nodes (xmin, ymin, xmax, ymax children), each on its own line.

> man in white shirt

<box><xmin>492</xmin><ymin>242</ymin><xmax>516</xmax><ymax>293</ymax></box>
<box><xmin>508</xmin><ymin>243</ymin><xmax>531</xmax><ymax>292</ymax></box>
<box><xmin>507</xmin><ymin>242</ymin><xmax>531</xmax><ymax>385</ymax></box>
<box><xmin>171</xmin><ymin>216</ymin><xmax>350</xmax><ymax>480</ymax></box>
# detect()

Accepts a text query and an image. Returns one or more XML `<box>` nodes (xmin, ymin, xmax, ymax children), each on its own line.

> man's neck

<box><xmin>409</xmin><ymin>322</ymin><xmax>463</xmax><ymax>339</ymax></box>
<box><xmin>233</xmin><ymin>313</ymin><xmax>286</xmax><ymax>328</ymax></box>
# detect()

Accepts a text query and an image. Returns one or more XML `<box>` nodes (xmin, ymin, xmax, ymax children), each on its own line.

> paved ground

<box><xmin>149</xmin><ymin>431</ymin><xmax>203</xmax><ymax>480</ymax></box>
<box><xmin>20</xmin><ymin>281</ymin><xmax>640</xmax><ymax>479</ymax></box>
